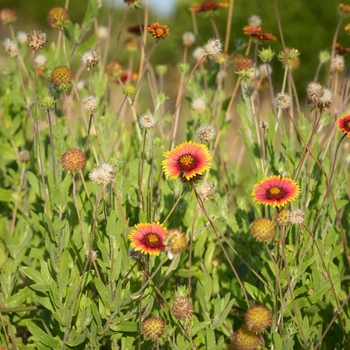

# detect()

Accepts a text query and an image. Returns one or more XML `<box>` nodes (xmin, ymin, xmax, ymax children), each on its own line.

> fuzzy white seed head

<box><xmin>89</xmin><ymin>162</ymin><xmax>116</xmax><ymax>185</ymax></box>
<box><xmin>203</xmin><ymin>38</ymin><xmax>222</xmax><ymax>60</ymax></box>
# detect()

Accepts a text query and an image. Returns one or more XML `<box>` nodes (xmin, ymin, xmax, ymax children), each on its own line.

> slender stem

<box><xmin>161</xmin><ymin>188</ymin><xmax>186</xmax><ymax>225</ymax></box>
<box><xmin>46</xmin><ymin>109</ymin><xmax>57</xmax><ymax>185</ymax></box>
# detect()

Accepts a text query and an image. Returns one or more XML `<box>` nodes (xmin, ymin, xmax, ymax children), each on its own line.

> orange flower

<box><xmin>243</xmin><ymin>26</ymin><xmax>277</xmax><ymax>42</ymax></box>
<box><xmin>147</xmin><ymin>23</ymin><xmax>169</xmax><ymax>40</ymax></box>
<box><xmin>337</xmin><ymin>114</ymin><xmax>350</xmax><ymax>136</ymax></box>
<box><xmin>190</xmin><ymin>0</ymin><xmax>228</xmax><ymax>14</ymax></box>
<box><xmin>129</xmin><ymin>223</ymin><xmax>167</xmax><ymax>255</ymax></box>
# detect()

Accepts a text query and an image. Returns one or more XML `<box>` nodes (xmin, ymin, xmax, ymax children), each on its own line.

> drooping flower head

<box><xmin>243</xmin><ymin>26</ymin><xmax>277</xmax><ymax>42</ymax></box>
<box><xmin>129</xmin><ymin>222</ymin><xmax>167</xmax><ymax>255</ymax></box>
<box><xmin>337</xmin><ymin>114</ymin><xmax>350</xmax><ymax>136</ymax></box>
<box><xmin>252</xmin><ymin>175</ymin><xmax>300</xmax><ymax>207</ymax></box>
<box><xmin>47</xmin><ymin>7</ymin><xmax>69</xmax><ymax>28</ymax></box>
<box><xmin>147</xmin><ymin>23</ymin><xmax>169</xmax><ymax>40</ymax></box>
<box><xmin>190</xmin><ymin>0</ymin><xmax>229</xmax><ymax>15</ymax></box>
<box><xmin>162</xmin><ymin>141</ymin><xmax>211</xmax><ymax>181</ymax></box>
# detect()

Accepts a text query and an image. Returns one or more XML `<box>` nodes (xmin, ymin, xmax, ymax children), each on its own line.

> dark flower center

<box><xmin>346</xmin><ymin>121</ymin><xmax>350</xmax><ymax>129</ymax></box>
<box><xmin>143</xmin><ymin>233</ymin><xmax>163</xmax><ymax>249</ymax></box>
<box><xmin>178</xmin><ymin>154</ymin><xmax>197</xmax><ymax>172</ymax></box>
<box><xmin>266</xmin><ymin>186</ymin><xmax>286</xmax><ymax>200</ymax></box>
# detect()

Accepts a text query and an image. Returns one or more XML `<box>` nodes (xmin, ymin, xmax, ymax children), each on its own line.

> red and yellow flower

<box><xmin>252</xmin><ymin>175</ymin><xmax>300</xmax><ymax>207</ymax></box>
<box><xmin>337</xmin><ymin>114</ymin><xmax>350</xmax><ymax>136</ymax></box>
<box><xmin>147</xmin><ymin>23</ymin><xmax>169</xmax><ymax>40</ymax></box>
<box><xmin>162</xmin><ymin>141</ymin><xmax>211</xmax><ymax>181</ymax></box>
<box><xmin>243</xmin><ymin>26</ymin><xmax>277</xmax><ymax>42</ymax></box>
<box><xmin>129</xmin><ymin>222</ymin><xmax>167</xmax><ymax>255</ymax></box>
<box><xmin>190</xmin><ymin>0</ymin><xmax>228</xmax><ymax>15</ymax></box>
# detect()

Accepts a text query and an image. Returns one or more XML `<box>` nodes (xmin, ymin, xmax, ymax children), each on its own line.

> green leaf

<box><xmin>244</xmin><ymin>282</ymin><xmax>266</xmax><ymax>303</ymax></box>
<box><xmin>112</xmin><ymin>321</ymin><xmax>138</xmax><ymax>332</ymax></box>
<box><xmin>206</xmin><ymin>327</ymin><xmax>216</xmax><ymax>349</ymax></box>
<box><xmin>273</xmin><ymin>332</ymin><xmax>282</xmax><ymax>350</ymax></box>
<box><xmin>27</xmin><ymin>322</ymin><xmax>61</xmax><ymax>348</ymax></box>
<box><xmin>22</xmin><ymin>267</ymin><xmax>44</xmax><ymax>284</ymax></box>
<box><xmin>0</xmin><ymin>188</ymin><xmax>14</xmax><ymax>202</ymax></box>
<box><xmin>26</xmin><ymin>171</ymin><xmax>43</xmax><ymax>199</ymax></box>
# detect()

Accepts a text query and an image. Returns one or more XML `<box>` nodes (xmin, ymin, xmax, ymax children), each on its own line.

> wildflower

<box><xmin>89</xmin><ymin>162</ymin><xmax>116</xmax><ymax>185</ymax></box>
<box><xmin>0</xmin><ymin>8</ymin><xmax>17</xmax><ymax>25</ymax></box>
<box><xmin>147</xmin><ymin>22</ymin><xmax>169</xmax><ymax>40</ymax></box>
<box><xmin>252</xmin><ymin>175</ymin><xmax>300</xmax><ymax>208</ymax></box>
<box><xmin>105</xmin><ymin>61</ymin><xmax>123</xmax><ymax>79</ymax></box>
<box><xmin>190</xmin><ymin>0</ymin><xmax>229</xmax><ymax>15</ymax></box>
<box><xmin>129</xmin><ymin>222</ymin><xmax>167</xmax><ymax>255</ymax></box>
<box><xmin>331</xmin><ymin>54</ymin><xmax>345</xmax><ymax>72</ymax></box>
<box><xmin>307</xmin><ymin>82</ymin><xmax>332</xmax><ymax>109</ymax></box>
<box><xmin>82</xmin><ymin>96</ymin><xmax>97</xmax><ymax>114</ymax></box>
<box><xmin>61</xmin><ymin>149</ymin><xmax>86</xmax><ymax>172</ymax></box>
<box><xmin>258</xmin><ymin>47</ymin><xmax>275</xmax><ymax>63</ymax></box>
<box><xmin>97</xmin><ymin>26</ymin><xmax>108</xmax><ymax>39</ymax></box>
<box><xmin>17</xmin><ymin>31</ymin><xmax>28</xmax><ymax>45</ymax></box>
<box><xmin>203</xmin><ymin>38</ymin><xmax>222</xmax><ymax>59</ymax></box>
<box><xmin>3</xmin><ymin>38</ymin><xmax>19</xmax><ymax>58</ymax></box>
<box><xmin>124</xmin><ymin>0</ymin><xmax>143</xmax><ymax>9</ymax></box>
<box><xmin>139</xmin><ymin>114</ymin><xmax>156</xmax><ymax>129</ymax></box>
<box><xmin>233</xmin><ymin>327</ymin><xmax>262</xmax><ymax>350</ymax></box>
<box><xmin>81</xmin><ymin>50</ymin><xmax>99</xmax><ymax>70</ymax></box>
<box><xmin>234</xmin><ymin>57</ymin><xmax>255</xmax><ymax>79</ymax></box>
<box><xmin>143</xmin><ymin>317</ymin><xmax>164</xmax><ymax>340</ymax></box>
<box><xmin>127</xmin><ymin>24</ymin><xmax>142</xmax><ymax>35</ymax></box>
<box><xmin>276</xmin><ymin>209</ymin><xmax>290</xmax><ymax>227</ymax></box>
<box><xmin>162</xmin><ymin>141</ymin><xmax>211</xmax><ymax>181</ymax></box>
<box><xmin>318</xmin><ymin>88</ymin><xmax>332</xmax><ymax>109</ymax></box>
<box><xmin>338</xmin><ymin>3</ymin><xmax>350</xmax><ymax>17</ymax></box>
<box><xmin>248</xmin><ymin>15</ymin><xmax>262</xmax><ymax>28</ymax></box>
<box><xmin>245</xmin><ymin>305</ymin><xmax>272</xmax><ymax>333</ymax></box>
<box><xmin>47</xmin><ymin>7</ymin><xmax>69</xmax><ymax>28</ymax></box>
<box><xmin>243</xmin><ymin>26</ymin><xmax>277</xmax><ymax>42</ymax></box>
<box><xmin>250</xmin><ymin>218</ymin><xmax>275</xmax><ymax>242</ymax></box>
<box><xmin>51</xmin><ymin>66</ymin><xmax>74</xmax><ymax>91</ymax></box>
<box><xmin>335</xmin><ymin>43</ymin><xmax>350</xmax><ymax>55</ymax></box>
<box><xmin>191</xmin><ymin>97</ymin><xmax>207</xmax><ymax>113</ymax></box>
<box><xmin>27</xmin><ymin>30</ymin><xmax>47</xmax><ymax>51</ymax></box>
<box><xmin>197</xmin><ymin>125</ymin><xmax>216</xmax><ymax>143</ymax></box>
<box><xmin>274</xmin><ymin>92</ymin><xmax>292</xmax><ymax>111</ymax></box>
<box><xmin>166</xmin><ymin>229</ymin><xmax>187</xmax><ymax>256</ymax></box>
<box><xmin>289</xmin><ymin>209</ymin><xmax>305</xmax><ymax>225</ymax></box>
<box><xmin>118</xmin><ymin>70</ymin><xmax>137</xmax><ymax>84</ymax></box>
<box><xmin>278</xmin><ymin>48</ymin><xmax>300</xmax><ymax>70</ymax></box>
<box><xmin>123</xmin><ymin>83</ymin><xmax>136</xmax><ymax>97</ymax></box>
<box><xmin>182</xmin><ymin>32</ymin><xmax>196</xmax><ymax>47</ymax></box>
<box><xmin>200</xmin><ymin>182</ymin><xmax>215</xmax><ymax>201</ymax></box>
<box><xmin>337</xmin><ymin>114</ymin><xmax>350</xmax><ymax>136</ymax></box>
<box><xmin>172</xmin><ymin>289</ymin><xmax>194</xmax><ymax>320</ymax></box>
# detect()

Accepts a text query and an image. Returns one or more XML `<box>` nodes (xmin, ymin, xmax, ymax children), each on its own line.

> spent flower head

<box><xmin>89</xmin><ymin>162</ymin><xmax>116</xmax><ymax>185</ymax></box>
<box><xmin>274</xmin><ymin>92</ymin><xmax>292</xmax><ymax>111</ymax></box>
<box><xmin>61</xmin><ymin>149</ymin><xmax>86</xmax><ymax>172</ymax></box>
<box><xmin>200</xmin><ymin>182</ymin><xmax>215</xmax><ymax>201</ymax></box>
<box><xmin>51</xmin><ymin>66</ymin><xmax>74</xmax><ymax>91</ymax></box>
<box><xmin>17</xmin><ymin>31</ymin><xmax>28</xmax><ymax>45</ymax></box>
<box><xmin>0</xmin><ymin>8</ymin><xmax>17</xmax><ymax>25</ymax></box>
<box><xmin>82</xmin><ymin>96</ymin><xmax>97</xmax><ymax>114</ymax></box>
<box><xmin>143</xmin><ymin>317</ymin><xmax>164</xmax><ymax>340</ymax></box>
<box><xmin>203</xmin><ymin>38</ymin><xmax>222</xmax><ymax>59</ymax></box>
<box><xmin>250</xmin><ymin>218</ymin><xmax>275</xmax><ymax>242</ymax></box>
<box><xmin>47</xmin><ymin>7</ymin><xmax>69</xmax><ymax>28</ymax></box>
<box><xmin>3</xmin><ymin>38</ymin><xmax>19</xmax><ymax>58</ymax></box>
<box><xmin>139</xmin><ymin>113</ymin><xmax>156</xmax><ymax>129</ymax></box>
<box><xmin>34</xmin><ymin>54</ymin><xmax>48</xmax><ymax>69</ymax></box>
<box><xmin>165</xmin><ymin>229</ymin><xmax>187</xmax><ymax>257</ymax></box>
<box><xmin>27</xmin><ymin>30</ymin><xmax>47</xmax><ymax>51</ymax></box>
<box><xmin>193</xmin><ymin>47</ymin><xmax>206</xmax><ymax>61</ymax></box>
<box><xmin>182</xmin><ymin>32</ymin><xmax>196</xmax><ymax>47</ymax></box>
<box><xmin>248</xmin><ymin>15</ymin><xmax>262</xmax><ymax>28</ymax></box>
<box><xmin>233</xmin><ymin>327</ymin><xmax>262</xmax><ymax>350</ymax></box>
<box><xmin>191</xmin><ymin>97</ymin><xmax>207</xmax><ymax>113</ymax></box>
<box><xmin>276</xmin><ymin>209</ymin><xmax>290</xmax><ymax>227</ymax></box>
<box><xmin>331</xmin><ymin>54</ymin><xmax>345</xmax><ymax>72</ymax></box>
<box><xmin>289</xmin><ymin>209</ymin><xmax>305</xmax><ymax>225</ymax></box>
<box><xmin>81</xmin><ymin>50</ymin><xmax>99</xmax><ymax>70</ymax></box>
<box><xmin>245</xmin><ymin>305</ymin><xmax>272</xmax><ymax>332</ymax></box>
<box><xmin>197</xmin><ymin>125</ymin><xmax>216</xmax><ymax>143</ymax></box>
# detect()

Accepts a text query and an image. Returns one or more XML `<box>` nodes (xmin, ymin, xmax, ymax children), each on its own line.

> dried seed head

<box><xmin>197</xmin><ymin>125</ymin><xmax>216</xmax><ymax>143</ymax></box>
<box><xmin>245</xmin><ymin>305</ymin><xmax>272</xmax><ymax>332</ymax></box>
<box><xmin>17</xmin><ymin>31</ymin><xmax>28</xmax><ymax>45</ymax></box>
<box><xmin>274</xmin><ymin>92</ymin><xmax>292</xmax><ymax>111</ymax></box>
<box><xmin>248</xmin><ymin>15</ymin><xmax>262</xmax><ymax>28</ymax></box>
<box><xmin>34</xmin><ymin>54</ymin><xmax>48</xmax><ymax>69</ymax></box>
<box><xmin>51</xmin><ymin>66</ymin><xmax>74</xmax><ymax>91</ymax></box>
<box><xmin>97</xmin><ymin>26</ymin><xmax>109</xmax><ymax>39</ymax></box>
<box><xmin>61</xmin><ymin>149</ymin><xmax>86</xmax><ymax>172</ymax></box>
<box><xmin>331</xmin><ymin>54</ymin><xmax>345</xmax><ymax>72</ymax></box>
<box><xmin>203</xmin><ymin>38</ymin><xmax>222</xmax><ymax>59</ymax></box>
<box><xmin>193</xmin><ymin>47</ymin><xmax>206</xmax><ymax>61</ymax></box>
<box><xmin>0</xmin><ymin>8</ymin><xmax>17</xmax><ymax>25</ymax></box>
<box><xmin>318</xmin><ymin>88</ymin><xmax>332</xmax><ymax>109</ymax></box>
<box><xmin>275</xmin><ymin>209</ymin><xmax>290</xmax><ymax>227</ymax></box>
<box><xmin>47</xmin><ymin>7</ymin><xmax>69</xmax><ymax>28</ymax></box>
<box><xmin>18</xmin><ymin>150</ymin><xmax>30</xmax><ymax>162</ymax></box>
<box><xmin>81</xmin><ymin>50</ymin><xmax>99</xmax><ymax>70</ymax></box>
<box><xmin>166</xmin><ymin>229</ymin><xmax>187</xmax><ymax>255</ymax></box>
<box><xmin>307</xmin><ymin>82</ymin><xmax>323</xmax><ymax>104</ymax></box>
<box><xmin>182</xmin><ymin>32</ymin><xmax>196</xmax><ymax>47</ymax></box>
<box><xmin>142</xmin><ymin>317</ymin><xmax>164</xmax><ymax>340</ymax></box>
<box><xmin>250</xmin><ymin>218</ymin><xmax>275</xmax><ymax>242</ymax></box>
<box><xmin>200</xmin><ymin>182</ymin><xmax>215</xmax><ymax>201</ymax></box>
<box><xmin>89</xmin><ymin>162</ymin><xmax>116</xmax><ymax>185</ymax></box>
<box><xmin>82</xmin><ymin>96</ymin><xmax>97</xmax><ymax>114</ymax></box>
<box><xmin>139</xmin><ymin>114</ymin><xmax>156</xmax><ymax>129</ymax></box>
<box><xmin>191</xmin><ymin>97</ymin><xmax>207</xmax><ymax>113</ymax></box>
<box><xmin>3</xmin><ymin>38</ymin><xmax>19</xmax><ymax>58</ymax></box>
<box><xmin>172</xmin><ymin>296</ymin><xmax>194</xmax><ymax>320</ymax></box>
<box><xmin>289</xmin><ymin>209</ymin><xmax>305</xmax><ymax>225</ymax></box>
<box><xmin>27</xmin><ymin>30</ymin><xmax>47</xmax><ymax>51</ymax></box>
<box><xmin>258</xmin><ymin>63</ymin><xmax>272</xmax><ymax>79</ymax></box>
<box><xmin>233</xmin><ymin>327</ymin><xmax>262</xmax><ymax>350</ymax></box>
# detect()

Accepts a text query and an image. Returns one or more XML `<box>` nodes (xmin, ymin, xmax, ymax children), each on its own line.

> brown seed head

<box><xmin>233</xmin><ymin>327</ymin><xmax>262</xmax><ymax>350</ymax></box>
<box><xmin>27</xmin><ymin>30</ymin><xmax>48</xmax><ymax>51</ymax></box>
<box><xmin>61</xmin><ymin>149</ymin><xmax>86</xmax><ymax>172</ymax></box>
<box><xmin>166</xmin><ymin>229</ymin><xmax>187</xmax><ymax>254</ymax></box>
<box><xmin>172</xmin><ymin>296</ymin><xmax>194</xmax><ymax>320</ymax></box>
<box><xmin>143</xmin><ymin>317</ymin><xmax>164</xmax><ymax>340</ymax></box>
<box><xmin>245</xmin><ymin>305</ymin><xmax>272</xmax><ymax>332</ymax></box>
<box><xmin>250</xmin><ymin>218</ymin><xmax>275</xmax><ymax>242</ymax></box>
<box><xmin>51</xmin><ymin>66</ymin><xmax>74</xmax><ymax>91</ymax></box>
<box><xmin>275</xmin><ymin>209</ymin><xmax>290</xmax><ymax>227</ymax></box>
